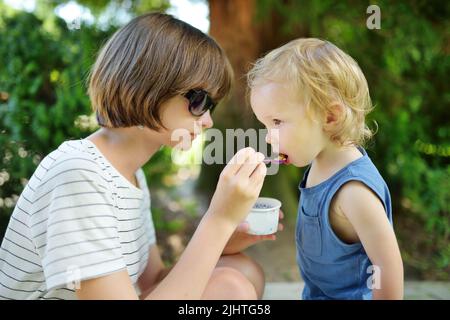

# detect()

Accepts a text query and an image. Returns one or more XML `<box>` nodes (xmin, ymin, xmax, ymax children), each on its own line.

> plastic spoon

<box><xmin>263</xmin><ymin>158</ymin><xmax>287</xmax><ymax>164</ymax></box>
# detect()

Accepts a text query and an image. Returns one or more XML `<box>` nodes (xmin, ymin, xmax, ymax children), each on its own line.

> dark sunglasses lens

<box><xmin>189</xmin><ymin>91</ymin><xmax>210</xmax><ymax>116</ymax></box>
<box><xmin>209</xmin><ymin>102</ymin><xmax>217</xmax><ymax>114</ymax></box>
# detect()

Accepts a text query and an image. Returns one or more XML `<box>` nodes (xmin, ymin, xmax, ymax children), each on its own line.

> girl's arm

<box><xmin>74</xmin><ymin>245</ymin><xmax>169</xmax><ymax>299</ymax></box>
<box><xmin>76</xmin><ymin>213</ymin><xmax>235</xmax><ymax>299</ymax></box>
<box><xmin>137</xmin><ymin>244</ymin><xmax>169</xmax><ymax>298</ymax></box>
<box><xmin>334</xmin><ymin>181</ymin><xmax>404</xmax><ymax>300</ymax></box>
<box><xmin>75</xmin><ymin>148</ymin><xmax>267</xmax><ymax>300</ymax></box>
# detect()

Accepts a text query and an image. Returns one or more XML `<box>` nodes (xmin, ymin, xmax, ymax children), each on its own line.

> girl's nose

<box><xmin>199</xmin><ymin>110</ymin><xmax>214</xmax><ymax>129</ymax></box>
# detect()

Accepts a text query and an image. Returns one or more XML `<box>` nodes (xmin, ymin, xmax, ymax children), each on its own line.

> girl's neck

<box><xmin>86</xmin><ymin>127</ymin><xmax>162</xmax><ymax>185</ymax></box>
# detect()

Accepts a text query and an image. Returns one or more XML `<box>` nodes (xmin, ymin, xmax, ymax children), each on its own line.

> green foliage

<box><xmin>38</xmin><ymin>0</ymin><xmax>170</xmax><ymax>18</ymax></box>
<box><xmin>0</xmin><ymin>11</ymin><xmax>111</xmax><ymax>236</ymax></box>
<box><xmin>256</xmin><ymin>0</ymin><xmax>449</xmax><ymax>279</ymax></box>
<box><xmin>0</xmin><ymin>6</ymin><xmax>186</xmax><ymax>239</ymax></box>
<box><xmin>0</xmin><ymin>0</ymin><xmax>448</xmax><ymax>280</ymax></box>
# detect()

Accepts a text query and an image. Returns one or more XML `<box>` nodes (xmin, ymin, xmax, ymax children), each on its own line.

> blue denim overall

<box><xmin>296</xmin><ymin>147</ymin><xmax>393</xmax><ymax>299</ymax></box>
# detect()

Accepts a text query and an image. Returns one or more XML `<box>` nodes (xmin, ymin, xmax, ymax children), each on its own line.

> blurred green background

<box><xmin>0</xmin><ymin>0</ymin><xmax>448</xmax><ymax>281</ymax></box>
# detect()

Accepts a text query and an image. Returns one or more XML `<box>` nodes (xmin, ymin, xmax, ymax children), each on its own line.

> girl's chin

<box><xmin>170</xmin><ymin>139</ymin><xmax>194</xmax><ymax>151</ymax></box>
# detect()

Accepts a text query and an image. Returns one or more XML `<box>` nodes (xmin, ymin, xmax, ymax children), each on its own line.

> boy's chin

<box><xmin>290</xmin><ymin>158</ymin><xmax>311</xmax><ymax>168</ymax></box>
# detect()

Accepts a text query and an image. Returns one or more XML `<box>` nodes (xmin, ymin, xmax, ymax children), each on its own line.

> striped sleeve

<box><xmin>144</xmin><ymin>210</ymin><xmax>156</xmax><ymax>245</ymax></box>
<box><xmin>136</xmin><ymin>169</ymin><xmax>156</xmax><ymax>245</ymax></box>
<box><xmin>35</xmin><ymin>158</ymin><xmax>126</xmax><ymax>291</ymax></box>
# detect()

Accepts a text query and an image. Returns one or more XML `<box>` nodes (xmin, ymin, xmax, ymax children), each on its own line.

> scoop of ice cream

<box><xmin>253</xmin><ymin>203</ymin><xmax>273</xmax><ymax>209</ymax></box>
<box><xmin>278</xmin><ymin>153</ymin><xmax>288</xmax><ymax>162</ymax></box>
<box><xmin>263</xmin><ymin>154</ymin><xmax>288</xmax><ymax>164</ymax></box>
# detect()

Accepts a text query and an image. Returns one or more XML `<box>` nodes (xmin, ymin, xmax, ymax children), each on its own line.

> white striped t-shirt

<box><xmin>0</xmin><ymin>139</ymin><xmax>156</xmax><ymax>300</ymax></box>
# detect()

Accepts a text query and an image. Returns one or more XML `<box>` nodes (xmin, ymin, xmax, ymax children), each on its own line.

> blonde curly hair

<box><xmin>248</xmin><ymin>38</ymin><xmax>374</xmax><ymax>146</ymax></box>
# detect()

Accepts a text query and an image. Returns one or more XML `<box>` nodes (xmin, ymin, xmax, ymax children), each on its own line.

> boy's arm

<box><xmin>335</xmin><ymin>181</ymin><xmax>404</xmax><ymax>300</ymax></box>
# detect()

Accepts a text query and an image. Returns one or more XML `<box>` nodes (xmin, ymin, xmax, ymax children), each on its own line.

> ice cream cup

<box><xmin>244</xmin><ymin>197</ymin><xmax>281</xmax><ymax>235</ymax></box>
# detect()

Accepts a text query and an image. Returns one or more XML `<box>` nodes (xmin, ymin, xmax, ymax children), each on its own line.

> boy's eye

<box><xmin>273</xmin><ymin>119</ymin><xmax>282</xmax><ymax>126</ymax></box>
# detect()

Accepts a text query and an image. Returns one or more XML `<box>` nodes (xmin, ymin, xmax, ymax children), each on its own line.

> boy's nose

<box><xmin>199</xmin><ymin>110</ymin><xmax>213</xmax><ymax>129</ymax></box>
<box><xmin>265</xmin><ymin>132</ymin><xmax>271</xmax><ymax>145</ymax></box>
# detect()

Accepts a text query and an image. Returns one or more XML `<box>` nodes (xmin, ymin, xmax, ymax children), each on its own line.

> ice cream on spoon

<box><xmin>263</xmin><ymin>153</ymin><xmax>288</xmax><ymax>164</ymax></box>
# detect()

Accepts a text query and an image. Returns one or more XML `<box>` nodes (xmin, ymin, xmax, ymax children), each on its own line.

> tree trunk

<box><xmin>208</xmin><ymin>0</ymin><xmax>259</xmax><ymax>127</ymax></box>
<box><xmin>198</xmin><ymin>0</ymin><xmax>307</xmax><ymax>219</ymax></box>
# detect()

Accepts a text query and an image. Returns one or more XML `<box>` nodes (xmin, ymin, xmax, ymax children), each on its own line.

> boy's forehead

<box><xmin>250</xmin><ymin>81</ymin><xmax>297</xmax><ymax>116</ymax></box>
<box><xmin>251</xmin><ymin>81</ymin><xmax>286</xmax><ymax>98</ymax></box>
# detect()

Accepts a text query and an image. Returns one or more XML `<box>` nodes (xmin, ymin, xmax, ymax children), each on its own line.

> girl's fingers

<box><xmin>251</xmin><ymin>152</ymin><xmax>266</xmax><ymax>176</ymax></box>
<box><xmin>236</xmin><ymin>221</ymin><xmax>250</xmax><ymax>233</ymax></box>
<box><xmin>279</xmin><ymin>209</ymin><xmax>284</xmax><ymax>220</ymax></box>
<box><xmin>278</xmin><ymin>223</ymin><xmax>284</xmax><ymax>231</ymax></box>
<box><xmin>256</xmin><ymin>234</ymin><xmax>277</xmax><ymax>241</ymax></box>
<box><xmin>225</xmin><ymin>147</ymin><xmax>253</xmax><ymax>176</ymax></box>
<box><xmin>249</xmin><ymin>162</ymin><xmax>267</xmax><ymax>184</ymax></box>
<box><xmin>236</xmin><ymin>151</ymin><xmax>263</xmax><ymax>178</ymax></box>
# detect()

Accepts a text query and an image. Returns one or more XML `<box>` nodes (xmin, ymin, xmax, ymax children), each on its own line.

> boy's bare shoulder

<box><xmin>333</xmin><ymin>180</ymin><xmax>387</xmax><ymax>223</ymax></box>
<box><xmin>329</xmin><ymin>180</ymin><xmax>388</xmax><ymax>244</ymax></box>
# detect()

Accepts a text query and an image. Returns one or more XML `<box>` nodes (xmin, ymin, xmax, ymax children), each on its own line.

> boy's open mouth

<box><xmin>279</xmin><ymin>153</ymin><xmax>288</xmax><ymax>163</ymax></box>
<box><xmin>263</xmin><ymin>153</ymin><xmax>289</xmax><ymax>164</ymax></box>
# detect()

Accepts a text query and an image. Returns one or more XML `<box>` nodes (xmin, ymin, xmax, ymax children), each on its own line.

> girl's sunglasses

<box><xmin>183</xmin><ymin>89</ymin><xmax>217</xmax><ymax>116</ymax></box>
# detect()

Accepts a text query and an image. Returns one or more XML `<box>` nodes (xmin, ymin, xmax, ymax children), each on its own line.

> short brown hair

<box><xmin>88</xmin><ymin>12</ymin><xmax>233</xmax><ymax>129</ymax></box>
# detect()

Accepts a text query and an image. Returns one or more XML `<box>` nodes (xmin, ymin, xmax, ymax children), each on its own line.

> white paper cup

<box><xmin>244</xmin><ymin>197</ymin><xmax>281</xmax><ymax>235</ymax></box>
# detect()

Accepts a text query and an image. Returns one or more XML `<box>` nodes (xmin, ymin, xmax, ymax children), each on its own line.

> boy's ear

<box><xmin>323</xmin><ymin>102</ymin><xmax>345</xmax><ymax>131</ymax></box>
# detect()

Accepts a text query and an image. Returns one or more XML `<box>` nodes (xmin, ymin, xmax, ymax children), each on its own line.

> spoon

<box><xmin>263</xmin><ymin>158</ymin><xmax>287</xmax><ymax>164</ymax></box>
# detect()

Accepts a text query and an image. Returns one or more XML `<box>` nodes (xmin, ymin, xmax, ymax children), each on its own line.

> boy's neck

<box><xmin>307</xmin><ymin>143</ymin><xmax>363</xmax><ymax>188</ymax></box>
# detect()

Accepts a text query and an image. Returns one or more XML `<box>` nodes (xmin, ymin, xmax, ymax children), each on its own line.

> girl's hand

<box><xmin>207</xmin><ymin>147</ymin><xmax>267</xmax><ymax>229</ymax></box>
<box><xmin>222</xmin><ymin>210</ymin><xmax>284</xmax><ymax>255</ymax></box>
